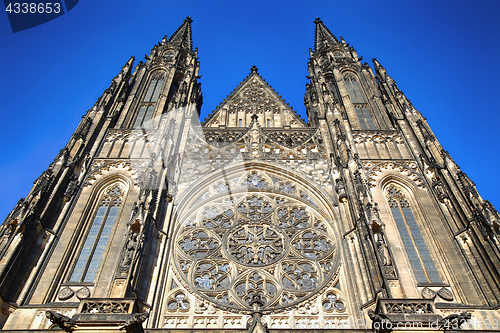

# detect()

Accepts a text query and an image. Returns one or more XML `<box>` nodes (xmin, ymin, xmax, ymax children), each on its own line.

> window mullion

<box><xmin>398</xmin><ymin>204</ymin><xmax>431</xmax><ymax>283</ymax></box>
<box><xmin>81</xmin><ymin>200</ymin><xmax>112</xmax><ymax>282</ymax></box>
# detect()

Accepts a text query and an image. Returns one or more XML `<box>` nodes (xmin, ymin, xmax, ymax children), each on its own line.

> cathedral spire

<box><xmin>167</xmin><ymin>16</ymin><xmax>193</xmax><ymax>51</ymax></box>
<box><xmin>314</xmin><ymin>17</ymin><xmax>338</xmax><ymax>51</ymax></box>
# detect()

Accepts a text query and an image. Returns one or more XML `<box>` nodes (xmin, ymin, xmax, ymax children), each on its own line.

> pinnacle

<box><xmin>168</xmin><ymin>17</ymin><xmax>194</xmax><ymax>50</ymax></box>
<box><xmin>372</xmin><ymin>58</ymin><xmax>387</xmax><ymax>76</ymax></box>
<box><xmin>121</xmin><ymin>56</ymin><xmax>135</xmax><ymax>73</ymax></box>
<box><xmin>372</xmin><ymin>58</ymin><xmax>383</xmax><ymax>68</ymax></box>
<box><xmin>314</xmin><ymin>18</ymin><xmax>338</xmax><ymax>51</ymax></box>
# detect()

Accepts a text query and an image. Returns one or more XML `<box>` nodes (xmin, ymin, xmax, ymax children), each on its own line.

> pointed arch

<box><xmin>133</xmin><ymin>70</ymin><xmax>166</xmax><ymax>128</ymax></box>
<box><xmin>342</xmin><ymin>71</ymin><xmax>377</xmax><ymax>130</ymax></box>
<box><xmin>343</xmin><ymin>72</ymin><xmax>365</xmax><ymax>104</ymax></box>
<box><xmin>68</xmin><ymin>176</ymin><xmax>129</xmax><ymax>283</ymax></box>
<box><xmin>380</xmin><ymin>179</ymin><xmax>441</xmax><ymax>284</ymax></box>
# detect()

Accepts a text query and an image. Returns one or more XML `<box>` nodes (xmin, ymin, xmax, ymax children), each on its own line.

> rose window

<box><xmin>225</xmin><ymin>222</ymin><xmax>286</xmax><ymax>266</ymax></box>
<box><xmin>173</xmin><ymin>193</ymin><xmax>339</xmax><ymax>312</ymax></box>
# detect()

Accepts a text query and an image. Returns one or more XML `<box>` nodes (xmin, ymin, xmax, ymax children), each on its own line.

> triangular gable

<box><xmin>204</xmin><ymin>66</ymin><xmax>306</xmax><ymax>128</ymax></box>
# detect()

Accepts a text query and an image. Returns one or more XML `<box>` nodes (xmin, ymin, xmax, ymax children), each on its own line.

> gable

<box><xmin>203</xmin><ymin>67</ymin><xmax>306</xmax><ymax>129</ymax></box>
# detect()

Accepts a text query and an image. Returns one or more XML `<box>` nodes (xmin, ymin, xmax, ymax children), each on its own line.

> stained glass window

<box><xmin>134</xmin><ymin>72</ymin><xmax>165</xmax><ymax>128</ymax></box>
<box><xmin>344</xmin><ymin>74</ymin><xmax>366</xmax><ymax>103</ymax></box>
<box><xmin>387</xmin><ymin>185</ymin><xmax>441</xmax><ymax>283</ymax></box>
<box><xmin>355</xmin><ymin>107</ymin><xmax>375</xmax><ymax>130</ymax></box>
<box><xmin>344</xmin><ymin>74</ymin><xmax>377</xmax><ymax>129</ymax></box>
<box><xmin>69</xmin><ymin>184</ymin><xmax>124</xmax><ymax>282</ymax></box>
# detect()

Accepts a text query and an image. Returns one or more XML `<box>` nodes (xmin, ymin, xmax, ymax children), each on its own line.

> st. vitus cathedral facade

<box><xmin>1</xmin><ymin>17</ymin><xmax>500</xmax><ymax>333</ymax></box>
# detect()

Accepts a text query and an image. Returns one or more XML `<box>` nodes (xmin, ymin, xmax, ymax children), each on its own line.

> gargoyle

<box><xmin>119</xmin><ymin>312</ymin><xmax>149</xmax><ymax>332</ymax></box>
<box><xmin>45</xmin><ymin>310</ymin><xmax>76</xmax><ymax>332</ymax></box>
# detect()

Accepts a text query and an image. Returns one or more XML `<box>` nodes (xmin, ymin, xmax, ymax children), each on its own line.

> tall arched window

<box><xmin>344</xmin><ymin>74</ymin><xmax>376</xmax><ymax>130</ymax></box>
<box><xmin>386</xmin><ymin>185</ymin><xmax>441</xmax><ymax>283</ymax></box>
<box><xmin>69</xmin><ymin>183</ymin><xmax>125</xmax><ymax>282</ymax></box>
<box><xmin>134</xmin><ymin>71</ymin><xmax>165</xmax><ymax>128</ymax></box>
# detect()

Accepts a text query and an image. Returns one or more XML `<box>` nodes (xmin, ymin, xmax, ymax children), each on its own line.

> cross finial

<box><xmin>250</xmin><ymin>65</ymin><xmax>259</xmax><ymax>74</ymax></box>
<box><xmin>185</xmin><ymin>16</ymin><xmax>193</xmax><ymax>23</ymax></box>
<box><xmin>314</xmin><ymin>17</ymin><xmax>322</xmax><ymax>24</ymax></box>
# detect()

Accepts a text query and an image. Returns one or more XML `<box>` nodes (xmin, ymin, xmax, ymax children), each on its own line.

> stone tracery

<box><xmin>173</xmin><ymin>191</ymin><xmax>339</xmax><ymax>312</ymax></box>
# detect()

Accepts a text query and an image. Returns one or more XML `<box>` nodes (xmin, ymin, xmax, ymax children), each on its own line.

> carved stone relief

<box><xmin>82</xmin><ymin>159</ymin><xmax>149</xmax><ymax>189</ymax></box>
<box><xmin>178</xmin><ymin>125</ymin><xmax>331</xmax><ymax>197</ymax></box>
<box><xmin>364</xmin><ymin>161</ymin><xmax>424</xmax><ymax>188</ymax></box>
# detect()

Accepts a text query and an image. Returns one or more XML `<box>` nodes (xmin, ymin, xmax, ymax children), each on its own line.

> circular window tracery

<box><xmin>173</xmin><ymin>192</ymin><xmax>339</xmax><ymax>312</ymax></box>
<box><xmin>225</xmin><ymin>222</ymin><xmax>287</xmax><ymax>266</ymax></box>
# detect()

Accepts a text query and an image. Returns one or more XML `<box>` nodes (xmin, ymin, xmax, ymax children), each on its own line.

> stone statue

<box><xmin>122</xmin><ymin>232</ymin><xmax>138</xmax><ymax>266</ymax></box>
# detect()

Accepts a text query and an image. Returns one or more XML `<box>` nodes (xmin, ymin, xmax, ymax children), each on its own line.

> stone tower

<box><xmin>1</xmin><ymin>17</ymin><xmax>499</xmax><ymax>333</ymax></box>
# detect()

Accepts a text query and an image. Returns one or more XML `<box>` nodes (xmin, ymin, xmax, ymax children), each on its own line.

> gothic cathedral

<box><xmin>1</xmin><ymin>17</ymin><xmax>499</xmax><ymax>333</ymax></box>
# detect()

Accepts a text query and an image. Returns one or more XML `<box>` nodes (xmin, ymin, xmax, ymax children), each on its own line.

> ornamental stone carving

<box><xmin>172</xmin><ymin>192</ymin><xmax>339</xmax><ymax>313</ymax></box>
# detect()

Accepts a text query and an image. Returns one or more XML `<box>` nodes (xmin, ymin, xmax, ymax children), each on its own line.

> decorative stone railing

<box><xmin>79</xmin><ymin>299</ymin><xmax>135</xmax><ymax>314</ymax></box>
<box><xmin>375</xmin><ymin>298</ymin><xmax>441</xmax><ymax>326</ymax></box>
<box><xmin>73</xmin><ymin>298</ymin><xmax>137</xmax><ymax>323</ymax></box>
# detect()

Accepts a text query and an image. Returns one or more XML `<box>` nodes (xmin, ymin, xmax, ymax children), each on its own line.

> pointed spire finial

<box><xmin>372</xmin><ymin>58</ymin><xmax>383</xmax><ymax>69</ymax></box>
<box><xmin>313</xmin><ymin>17</ymin><xmax>338</xmax><ymax>51</ymax></box>
<box><xmin>168</xmin><ymin>17</ymin><xmax>194</xmax><ymax>50</ymax></box>
<box><xmin>372</xmin><ymin>58</ymin><xmax>387</xmax><ymax>78</ymax></box>
<box><xmin>250</xmin><ymin>65</ymin><xmax>259</xmax><ymax>74</ymax></box>
<box><xmin>124</xmin><ymin>56</ymin><xmax>135</xmax><ymax>68</ymax></box>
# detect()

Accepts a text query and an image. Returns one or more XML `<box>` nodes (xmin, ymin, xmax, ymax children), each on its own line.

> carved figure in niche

<box><xmin>354</xmin><ymin>170</ymin><xmax>367</xmax><ymax>197</ymax></box>
<box><xmin>64</xmin><ymin>175</ymin><xmax>79</xmax><ymax>201</ymax></box>
<box><xmin>481</xmin><ymin>201</ymin><xmax>499</xmax><ymax>230</ymax></box>
<box><xmin>122</xmin><ymin>232</ymin><xmax>139</xmax><ymax>266</ymax></box>
<box><xmin>1</xmin><ymin>221</ymin><xmax>16</xmax><ymax>238</ymax></box>
<box><xmin>309</xmin><ymin>85</ymin><xmax>318</xmax><ymax>104</ymax></box>
<box><xmin>432</xmin><ymin>180</ymin><xmax>448</xmax><ymax>202</ymax></box>
<box><xmin>374</xmin><ymin>232</ymin><xmax>391</xmax><ymax>266</ymax></box>
<box><xmin>335</xmin><ymin>178</ymin><xmax>346</xmax><ymax>201</ymax></box>
<box><xmin>372</xmin><ymin>202</ymin><xmax>382</xmax><ymax>225</ymax></box>
<box><xmin>329</xmin><ymin>153</ymin><xmax>340</xmax><ymax>179</ymax></box>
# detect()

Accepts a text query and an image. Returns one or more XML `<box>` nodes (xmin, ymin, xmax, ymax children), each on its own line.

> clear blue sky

<box><xmin>1</xmin><ymin>0</ymin><xmax>499</xmax><ymax>220</ymax></box>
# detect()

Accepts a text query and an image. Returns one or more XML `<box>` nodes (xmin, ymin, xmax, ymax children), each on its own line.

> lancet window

<box><xmin>69</xmin><ymin>184</ymin><xmax>125</xmax><ymax>282</ymax></box>
<box><xmin>386</xmin><ymin>185</ymin><xmax>441</xmax><ymax>283</ymax></box>
<box><xmin>134</xmin><ymin>71</ymin><xmax>165</xmax><ymax>128</ymax></box>
<box><xmin>344</xmin><ymin>73</ymin><xmax>377</xmax><ymax>130</ymax></box>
